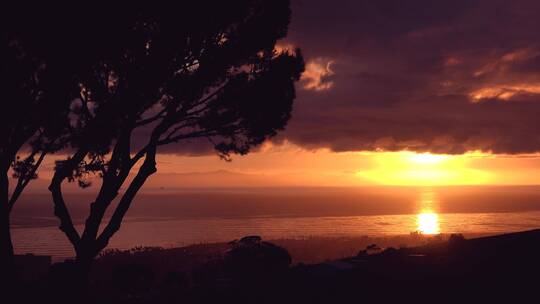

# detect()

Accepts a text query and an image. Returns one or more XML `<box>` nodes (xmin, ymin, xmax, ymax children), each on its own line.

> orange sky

<box><xmin>153</xmin><ymin>142</ymin><xmax>540</xmax><ymax>187</ymax></box>
<box><xmin>23</xmin><ymin>141</ymin><xmax>540</xmax><ymax>192</ymax></box>
<box><xmin>28</xmin><ymin>142</ymin><xmax>538</xmax><ymax>191</ymax></box>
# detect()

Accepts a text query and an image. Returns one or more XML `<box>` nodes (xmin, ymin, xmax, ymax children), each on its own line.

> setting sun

<box><xmin>417</xmin><ymin>212</ymin><xmax>440</xmax><ymax>234</ymax></box>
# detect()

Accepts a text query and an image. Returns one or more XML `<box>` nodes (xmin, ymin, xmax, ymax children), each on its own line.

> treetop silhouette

<box><xmin>39</xmin><ymin>0</ymin><xmax>305</xmax><ymax>274</ymax></box>
<box><xmin>2</xmin><ymin>7</ymin><xmax>75</xmax><ymax>271</ymax></box>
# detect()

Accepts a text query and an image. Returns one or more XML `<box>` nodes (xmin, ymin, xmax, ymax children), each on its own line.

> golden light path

<box><xmin>416</xmin><ymin>189</ymin><xmax>441</xmax><ymax>234</ymax></box>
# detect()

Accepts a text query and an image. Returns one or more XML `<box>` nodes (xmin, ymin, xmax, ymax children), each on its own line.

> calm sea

<box><xmin>11</xmin><ymin>186</ymin><xmax>540</xmax><ymax>260</ymax></box>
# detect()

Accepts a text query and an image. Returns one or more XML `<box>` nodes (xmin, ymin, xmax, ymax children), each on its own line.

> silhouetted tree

<box><xmin>45</xmin><ymin>0</ymin><xmax>304</xmax><ymax>286</ymax></box>
<box><xmin>2</xmin><ymin>10</ymin><xmax>72</xmax><ymax>275</ymax></box>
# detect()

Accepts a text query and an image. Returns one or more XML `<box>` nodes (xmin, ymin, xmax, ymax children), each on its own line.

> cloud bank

<box><xmin>279</xmin><ymin>0</ymin><xmax>540</xmax><ymax>154</ymax></box>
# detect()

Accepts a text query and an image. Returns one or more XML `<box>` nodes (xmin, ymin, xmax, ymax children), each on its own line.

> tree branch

<box><xmin>157</xmin><ymin>129</ymin><xmax>217</xmax><ymax>146</ymax></box>
<box><xmin>157</xmin><ymin>123</ymin><xmax>242</xmax><ymax>146</ymax></box>
<box><xmin>159</xmin><ymin>120</ymin><xmax>199</xmax><ymax>143</ymax></box>
<box><xmin>8</xmin><ymin>150</ymin><xmax>46</xmax><ymax>212</ymax></box>
<box><xmin>80</xmin><ymin>131</ymin><xmax>133</xmax><ymax>244</ymax></box>
<box><xmin>95</xmin><ymin>145</ymin><xmax>157</xmax><ymax>253</ymax></box>
<box><xmin>189</xmin><ymin>81</ymin><xmax>228</xmax><ymax>110</ymax></box>
<box><xmin>48</xmin><ymin>149</ymin><xmax>88</xmax><ymax>248</ymax></box>
<box><xmin>135</xmin><ymin>107</ymin><xmax>168</xmax><ymax>127</ymax></box>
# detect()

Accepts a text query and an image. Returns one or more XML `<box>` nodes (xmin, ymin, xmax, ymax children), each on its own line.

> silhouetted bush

<box><xmin>448</xmin><ymin>233</ymin><xmax>466</xmax><ymax>249</ymax></box>
<box><xmin>111</xmin><ymin>263</ymin><xmax>154</xmax><ymax>294</ymax></box>
<box><xmin>225</xmin><ymin>236</ymin><xmax>291</xmax><ymax>278</ymax></box>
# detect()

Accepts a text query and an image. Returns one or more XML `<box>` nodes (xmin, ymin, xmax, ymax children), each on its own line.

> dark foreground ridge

<box><xmin>7</xmin><ymin>230</ymin><xmax>540</xmax><ymax>303</ymax></box>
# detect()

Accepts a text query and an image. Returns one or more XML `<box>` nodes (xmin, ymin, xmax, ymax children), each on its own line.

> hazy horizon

<box><xmin>11</xmin><ymin>186</ymin><xmax>540</xmax><ymax>259</ymax></box>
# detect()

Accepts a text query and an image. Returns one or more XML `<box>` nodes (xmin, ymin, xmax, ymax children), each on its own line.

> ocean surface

<box><xmin>11</xmin><ymin>186</ymin><xmax>540</xmax><ymax>260</ymax></box>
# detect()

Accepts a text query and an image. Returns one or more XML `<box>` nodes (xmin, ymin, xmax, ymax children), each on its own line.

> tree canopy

<box><xmin>2</xmin><ymin>5</ymin><xmax>75</xmax><ymax>266</ymax></box>
<box><xmin>36</xmin><ymin>1</ymin><xmax>305</xmax><ymax>264</ymax></box>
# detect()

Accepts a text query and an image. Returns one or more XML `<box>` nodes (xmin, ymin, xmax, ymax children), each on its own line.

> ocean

<box><xmin>11</xmin><ymin>186</ymin><xmax>540</xmax><ymax>260</ymax></box>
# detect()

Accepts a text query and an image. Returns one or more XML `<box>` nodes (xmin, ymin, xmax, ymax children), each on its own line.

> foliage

<box><xmin>38</xmin><ymin>0</ymin><xmax>305</xmax><ymax>264</ymax></box>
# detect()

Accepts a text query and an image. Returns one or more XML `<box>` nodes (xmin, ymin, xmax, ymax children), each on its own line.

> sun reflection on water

<box><xmin>416</xmin><ymin>189</ymin><xmax>441</xmax><ymax>234</ymax></box>
<box><xmin>417</xmin><ymin>212</ymin><xmax>440</xmax><ymax>234</ymax></box>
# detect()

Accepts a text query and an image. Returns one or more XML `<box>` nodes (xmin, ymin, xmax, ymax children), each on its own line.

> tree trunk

<box><xmin>57</xmin><ymin>254</ymin><xmax>94</xmax><ymax>303</ymax></box>
<box><xmin>74</xmin><ymin>254</ymin><xmax>93</xmax><ymax>287</ymax></box>
<box><xmin>46</xmin><ymin>243</ymin><xmax>95</xmax><ymax>303</ymax></box>
<box><xmin>0</xmin><ymin>205</ymin><xmax>14</xmax><ymax>273</ymax></box>
<box><xmin>0</xmin><ymin>171</ymin><xmax>14</xmax><ymax>282</ymax></box>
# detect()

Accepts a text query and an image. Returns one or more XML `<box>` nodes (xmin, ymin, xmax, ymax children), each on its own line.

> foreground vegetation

<box><xmin>7</xmin><ymin>230</ymin><xmax>540</xmax><ymax>303</ymax></box>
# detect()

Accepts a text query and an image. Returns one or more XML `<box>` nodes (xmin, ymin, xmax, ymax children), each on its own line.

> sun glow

<box><xmin>408</xmin><ymin>153</ymin><xmax>448</xmax><ymax>164</ymax></box>
<box><xmin>416</xmin><ymin>189</ymin><xmax>441</xmax><ymax>234</ymax></box>
<box><xmin>356</xmin><ymin>151</ymin><xmax>492</xmax><ymax>186</ymax></box>
<box><xmin>417</xmin><ymin>212</ymin><xmax>440</xmax><ymax>234</ymax></box>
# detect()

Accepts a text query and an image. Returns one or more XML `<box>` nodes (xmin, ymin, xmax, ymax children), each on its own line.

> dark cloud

<box><xmin>151</xmin><ymin>0</ymin><xmax>540</xmax><ymax>156</ymax></box>
<box><xmin>276</xmin><ymin>0</ymin><xmax>540</xmax><ymax>154</ymax></box>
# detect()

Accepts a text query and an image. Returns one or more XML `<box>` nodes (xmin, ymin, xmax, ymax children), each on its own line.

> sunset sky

<box><xmin>31</xmin><ymin>1</ymin><xmax>540</xmax><ymax>188</ymax></box>
<box><xmin>8</xmin><ymin>4</ymin><xmax>540</xmax><ymax>300</ymax></box>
